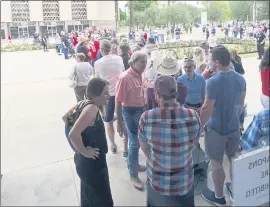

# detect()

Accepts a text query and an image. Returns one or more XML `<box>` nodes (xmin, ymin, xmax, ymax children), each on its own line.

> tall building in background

<box><xmin>1</xmin><ymin>0</ymin><xmax>117</xmax><ymax>39</ymax></box>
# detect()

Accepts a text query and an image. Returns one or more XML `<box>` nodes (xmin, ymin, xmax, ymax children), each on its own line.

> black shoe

<box><xmin>201</xmin><ymin>190</ymin><xmax>226</xmax><ymax>206</ymax></box>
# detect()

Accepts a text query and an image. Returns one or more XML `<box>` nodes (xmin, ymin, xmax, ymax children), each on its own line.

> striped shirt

<box><xmin>138</xmin><ymin>102</ymin><xmax>200</xmax><ymax>195</ymax></box>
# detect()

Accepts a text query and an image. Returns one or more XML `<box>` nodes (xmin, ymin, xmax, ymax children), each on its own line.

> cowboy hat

<box><xmin>78</xmin><ymin>36</ymin><xmax>89</xmax><ymax>43</ymax></box>
<box><xmin>153</xmin><ymin>50</ymin><xmax>181</xmax><ymax>76</ymax></box>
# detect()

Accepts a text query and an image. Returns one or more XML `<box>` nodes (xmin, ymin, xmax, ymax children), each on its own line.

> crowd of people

<box><xmin>61</xmin><ymin>28</ymin><xmax>269</xmax><ymax>206</ymax></box>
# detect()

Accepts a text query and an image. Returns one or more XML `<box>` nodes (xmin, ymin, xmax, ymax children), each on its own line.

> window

<box><xmin>0</xmin><ymin>29</ymin><xmax>5</xmax><ymax>39</ymax></box>
<box><xmin>42</xmin><ymin>0</ymin><xmax>60</xmax><ymax>21</ymax></box>
<box><xmin>71</xmin><ymin>0</ymin><xmax>87</xmax><ymax>21</ymax></box>
<box><xmin>10</xmin><ymin>0</ymin><xmax>30</xmax><ymax>22</ymax></box>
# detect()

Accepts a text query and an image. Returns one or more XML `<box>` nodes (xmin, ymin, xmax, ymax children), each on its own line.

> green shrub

<box><xmin>1</xmin><ymin>43</ymin><xmax>56</xmax><ymax>52</ymax></box>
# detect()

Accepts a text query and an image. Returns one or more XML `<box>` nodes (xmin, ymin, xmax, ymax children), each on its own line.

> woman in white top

<box><xmin>194</xmin><ymin>47</ymin><xmax>207</xmax><ymax>75</ymax></box>
<box><xmin>69</xmin><ymin>53</ymin><xmax>93</xmax><ymax>102</ymax></box>
<box><xmin>208</xmin><ymin>32</ymin><xmax>217</xmax><ymax>49</ymax></box>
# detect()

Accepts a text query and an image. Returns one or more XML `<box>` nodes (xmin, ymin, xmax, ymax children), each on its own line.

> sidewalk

<box><xmin>1</xmin><ymin>50</ymin><xmax>262</xmax><ymax>206</ymax></box>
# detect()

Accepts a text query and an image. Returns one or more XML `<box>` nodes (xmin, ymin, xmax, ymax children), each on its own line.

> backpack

<box><xmin>65</xmin><ymin>100</ymin><xmax>92</xmax><ymax>152</ymax></box>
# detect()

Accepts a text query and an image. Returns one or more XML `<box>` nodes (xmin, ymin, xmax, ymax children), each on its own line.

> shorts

<box><xmin>204</xmin><ymin>126</ymin><xmax>240</xmax><ymax>161</ymax></box>
<box><xmin>103</xmin><ymin>96</ymin><xmax>115</xmax><ymax>122</ymax></box>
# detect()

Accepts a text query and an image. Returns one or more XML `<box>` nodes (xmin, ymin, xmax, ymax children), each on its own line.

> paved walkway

<box><xmin>1</xmin><ymin>50</ymin><xmax>262</xmax><ymax>206</ymax></box>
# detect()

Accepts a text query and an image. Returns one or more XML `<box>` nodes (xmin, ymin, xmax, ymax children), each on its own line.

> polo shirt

<box><xmin>115</xmin><ymin>67</ymin><xmax>147</xmax><ymax>107</ymax></box>
<box><xmin>177</xmin><ymin>73</ymin><xmax>206</xmax><ymax>105</ymax></box>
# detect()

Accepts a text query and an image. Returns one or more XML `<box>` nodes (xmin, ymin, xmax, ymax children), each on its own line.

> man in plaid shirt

<box><xmin>138</xmin><ymin>75</ymin><xmax>200</xmax><ymax>207</ymax></box>
<box><xmin>240</xmin><ymin>97</ymin><xmax>269</xmax><ymax>151</ymax></box>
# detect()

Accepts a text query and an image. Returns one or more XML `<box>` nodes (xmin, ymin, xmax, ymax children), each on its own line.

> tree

<box><xmin>202</xmin><ymin>1</ymin><xmax>231</xmax><ymax>22</ymax></box>
<box><xmin>256</xmin><ymin>1</ymin><xmax>270</xmax><ymax>21</ymax></box>
<box><xmin>230</xmin><ymin>1</ymin><xmax>253</xmax><ymax>22</ymax></box>
<box><xmin>119</xmin><ymin>8</ymin><xmax>127</xmax><ymax>22</ymax></box>
<box><xmin>162</xmin><ymin>4</ymin><xmax>190</xmax><ymax>27</ymax></box>
<box><xmin>125</xmin><ymin>0</ymin><xmax>157</xmax><ymax>12</ymax></box>
<box><xmin>144</xmin><ymin>3</ymin><xmax>160</xmax><ymax>27</ymax></box>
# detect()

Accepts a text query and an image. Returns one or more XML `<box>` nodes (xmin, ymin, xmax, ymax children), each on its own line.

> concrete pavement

<box><xmin>1</xmin><ymin>50</ymin><xmax>263</xmax><ymax>206</ymax></box>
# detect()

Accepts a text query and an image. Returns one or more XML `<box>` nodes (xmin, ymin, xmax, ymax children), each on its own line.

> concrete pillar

<box><xmin>2</xmin><ymin>23</ymin><xmax>9</xmax><ymax>39</ymax></box>
<box><xmin>35</xmin><ymin>22</ymin><xmax>40</xmax><ymax>34</ymax></box>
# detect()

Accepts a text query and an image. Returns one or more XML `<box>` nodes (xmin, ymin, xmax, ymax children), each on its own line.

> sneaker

<box><xmin>201</xmin><ymin>190</ymin><xmax>226</xmax><ymax>206</ymax></box>
<box><xmin>123</xmin><ymin>151</ymin><xmax>128</xmax><ymax>158</ymax></box>
<box><xmin>225</xmin><ymin>182</ymin><xmax>234</xmax><ymax>202</ymax></box>
<box><xmin>130</xmin><ymin>176</ymin><xmax>144</xmax><ymax>191</ymax></box>
<box><xmin>137</xmin><ymin>164</ymin><xmax>147</xmax><ymax>172</ymax></box>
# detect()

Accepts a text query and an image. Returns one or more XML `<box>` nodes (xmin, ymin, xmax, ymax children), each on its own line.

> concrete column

<box><xmin>35</xmin><ymin>22</ymin><xmax>40</xmax><ymax>34</ymax></box>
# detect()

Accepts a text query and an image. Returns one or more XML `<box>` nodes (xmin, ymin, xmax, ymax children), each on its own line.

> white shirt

<box><xmin>69</xmin><ymin>62</ymin><xmax>93</xmax><ymax>86</ymax></box>
<box><xmin>208</xmin><ymin>35</ymin><xmax>217</xmax><ymax>48</ymax></box>
<box><xmin>94</xmin><ymin>55</ymin><xmax>124</xmax><ymax>96</ymax></box>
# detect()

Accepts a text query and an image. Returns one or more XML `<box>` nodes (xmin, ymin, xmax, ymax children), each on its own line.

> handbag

<box><xmin>68</xmin><ymin>66</ymin><xmax>78</xmax><ymax>88</ymax></box>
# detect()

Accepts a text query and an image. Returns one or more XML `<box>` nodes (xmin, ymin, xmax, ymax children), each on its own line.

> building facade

<box><xmin>1</xmin><ymin>0</ymin><xmax>117</xmax><ymax>39</ymax></box>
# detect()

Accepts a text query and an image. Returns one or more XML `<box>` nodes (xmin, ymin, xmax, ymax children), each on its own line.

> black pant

<box><xmin>42</xmin><ymin>44</ymin><xmax>47</xmax><ymax>51</ymax></box>
<box><xmin>147</xmin><ymin>180</ymin><xmax>195</xmax><ymax>207</ymax></box>
<box><xmin>257</xmin><ymin>43</ymin><xmax>265</xmax><ymax>58</ymax></box>
<box><xmin>74</xmin><ymin>153</ymin><xmax>113</xmax><ymax>207</ymax></box>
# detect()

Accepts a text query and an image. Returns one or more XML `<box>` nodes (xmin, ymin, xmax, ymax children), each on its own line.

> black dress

<box><xmin>74</xmin><ymin>113</ymin><xmax>113</xmax><ymax>207</ymax></box>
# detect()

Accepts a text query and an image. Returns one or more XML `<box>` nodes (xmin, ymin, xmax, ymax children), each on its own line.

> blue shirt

<box><xmin>206</xmin><ymin>70</ymin><xmax>246</xmax><ymax>135</ymax></box>
<box><xmin>177</xmin><ymin>73</ymin><xmax>206</xmax><ymax>105</ymax></box>
<box><xmin>240</xmin><ymin>109</ymin><xmax>269</xmax><ymax>151</ymax></box>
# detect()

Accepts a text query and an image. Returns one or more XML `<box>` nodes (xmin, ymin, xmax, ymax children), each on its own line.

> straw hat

<box><xmin>78</xmin><ymin>36</ymin><xmax>89</xmax><ymax>43</ymax></box>
<box><xmin>153</xmin><ymin>50</ymin><xmax>181</xmax><ymax>76</ymax></box>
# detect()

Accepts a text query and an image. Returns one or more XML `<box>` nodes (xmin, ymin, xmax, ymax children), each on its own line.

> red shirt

<box><xmin>72</xmin><ymin>36</ymin><xmax>78</xmax><ymax>47</ymax></box>
<box><xmin>261</xmin><ymin>67</ymin><xmax>270</xmax><ymax>97</ymax></box>
<box><xmin>143</xmin><ymin>32</ymin><xmax>147</xmax><ymax>39</ymax></box>
<box><xmin>8</xmin><ymin>35</ymin><xmax>11</xmax><ymax>40</ymax></box>
<box><xmin>91</xmin><ymin>40</ymin><xmax>100</xmax><ymax>59</ymax></box>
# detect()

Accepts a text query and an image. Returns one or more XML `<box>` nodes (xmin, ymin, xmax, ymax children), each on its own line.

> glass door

<box><xmin>18</xmin><ymin>26</ymin><xmax>29</xmax><ymax>38</ymax></box>
<box><xmin>47</xmin><ymin>25</ymin><xmax>57</xmax><ymax>37</ymax></box>
<box><xmin>74</xmin><ymin>25</ymin><xmax>83</xmax><ymax>32</ymax></box>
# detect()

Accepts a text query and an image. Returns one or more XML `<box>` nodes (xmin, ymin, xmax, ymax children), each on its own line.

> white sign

<box><xmin>233</xmin><ymin>146</ymin><xmax>269</xmax><ymax>206</ymax></box>
<box><xmin>201</xmin><ymin>12</ymin><xmax>207</xmax><ymax>26</ymax></box>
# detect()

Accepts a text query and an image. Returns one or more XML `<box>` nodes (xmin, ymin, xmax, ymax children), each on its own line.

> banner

<box><xmin>233</xmin><ymin>146</ymin><xmax>269</xmax><ymax>206</ymax></box>
<box><xmin>201</xmin><ymin>12</ymin><xmax>207</xmax><ymax>25</ymax></box>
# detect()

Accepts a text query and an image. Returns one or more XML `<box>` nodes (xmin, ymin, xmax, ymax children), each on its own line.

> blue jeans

<box><xmin>122</xmin><ymin>106</ymin><xmax>145</xmax><ymax>177</ymax></box>
<box><xmin>62</xmin><ymin>47</ymin><xmax>68</xmax><ymax>58</ymax></box>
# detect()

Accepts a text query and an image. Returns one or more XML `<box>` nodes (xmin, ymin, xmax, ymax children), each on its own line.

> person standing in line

<box><xmin>62</xmin><ymin>78</ymin><xmax>113</xmax><ymax>207</ymax></box>
<box><xmin>200</xmin><ymin>46</ymin><xmax>246</xmax><ymax>206</ymax></box>
<box><xmin>69</xmin><ymin>53</ymin><xmax>93</xmax><ymax>102</ymax></box>
<box><xmin>139</xmin><ymin>75</ymin><xmax>200</xmax><ymax>207</ymax></box>
<box><xmin>94</xmin><ymin>39</ymin><xmax>127</xmax><ymax>156</ymax></box>
<box><xmin>119</xmin><ymin>42</ymin><xmax>131</xmax><ymax>71</ymax></box>
<box><xmin>115</xmin><ymin>51</ymin><xmax>148</xmax><ymax>190</ymax></box>
<box><xmin>259</xmin><ymin>48</ymin><xmax>270</xmax><ymax>105</ymax></box>
<box><xmin>76</xmin><ymin>36</ymin><xmax>91</xmax><ymax>63</ymax></box>
<box><xmin>256</xmin><ymin>28</ymin><xmax>266</xmax><ymax>59</ymax></box>
<box><xmin>206</xmin><ymin>28</ymin><xmax>210</xmax><ymax>40</ymax></box>
<box><xmin>61</xmin><ymin>32</ymin><xmax>71</xmax><ymax>59</ymax></box>
<box><xmin>177</xmin><ymin>59</ymin><xmax>206</xmax><ymax>111</ymax></box>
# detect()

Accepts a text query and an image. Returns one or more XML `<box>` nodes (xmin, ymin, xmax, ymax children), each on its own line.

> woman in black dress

<box><xmin>62</xmin><ymin>78</ymin><xmax>113</xmax><ymax>207</ymax></box>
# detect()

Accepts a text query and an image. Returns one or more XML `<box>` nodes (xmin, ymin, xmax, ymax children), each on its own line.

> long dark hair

<box><xmin>259</xmin><ymin>48</ymin><xmax>270</xmax><ymax>71</ymax></box>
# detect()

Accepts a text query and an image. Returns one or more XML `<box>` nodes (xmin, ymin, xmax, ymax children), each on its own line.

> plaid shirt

<box><xmin>138</xmin><ymin>102</ymin><xmax>200</xmax><ymax>196</ymax></box>
<box><xmin>240</xmin><ymin>109</ymin><xmax>270</xmax><ymax>151</ymax></box>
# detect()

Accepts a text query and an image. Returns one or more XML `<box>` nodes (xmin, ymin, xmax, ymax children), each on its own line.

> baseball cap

<box><xmin>154</xmin><ymin>75</ymin><xmax>177</xmax><ymax>100</ymax></box>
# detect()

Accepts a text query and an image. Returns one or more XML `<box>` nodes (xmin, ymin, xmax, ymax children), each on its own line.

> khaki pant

<box><xmin>74</xmin><ymin>86</ymin><xmax>86</xmax><ymax>102</ymax></box>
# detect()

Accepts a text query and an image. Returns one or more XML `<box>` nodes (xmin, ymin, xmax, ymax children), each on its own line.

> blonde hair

<box><xmin>194</xmin><ymin>47</ymin><xmax>205</xmax><ymax>67</ymax></box>
<box><xmin>230</xmin><ymin>49</ymin><xmax>242</xmax><ymax>63</ymax></box>
<box><xmin>128</xmin><ymin>51</ymin><xmax>147</xmax><ymax>65</ymax></box>
<box><xmin>76</xmin><ymin>53</ymin><xmax>86</xmax><ymax>61</ymax></box>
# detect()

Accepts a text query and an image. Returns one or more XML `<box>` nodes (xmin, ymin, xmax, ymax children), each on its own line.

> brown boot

<box><xmin>130</xmin><ymin>176</ymin><xmax>144</xmax><ymax>191</ymax></box>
